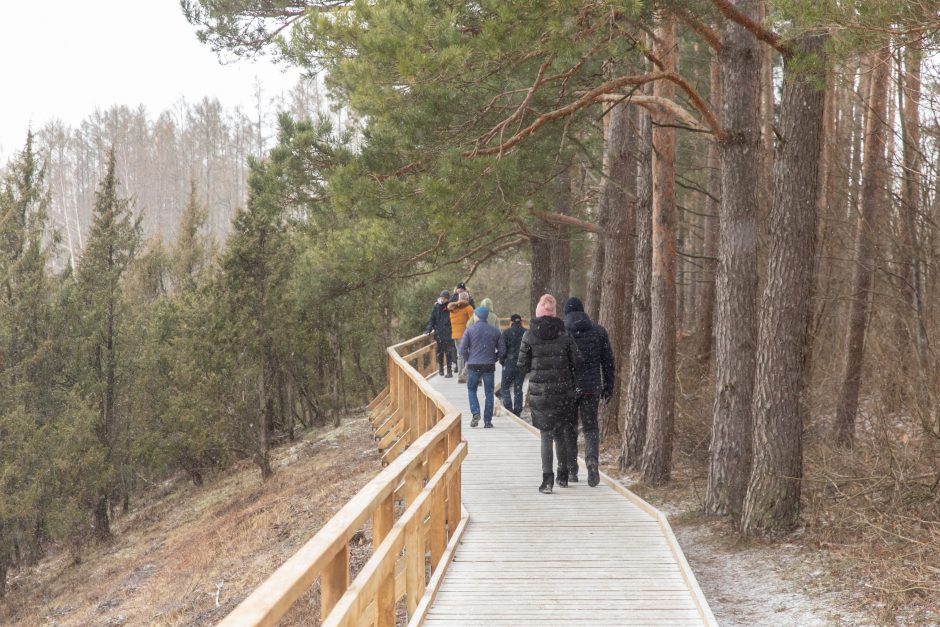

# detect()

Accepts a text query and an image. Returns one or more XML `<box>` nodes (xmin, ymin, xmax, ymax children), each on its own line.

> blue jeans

<box><xmin>500</xmin><ymin>362</ymin><xmax>524</xmax><ymax>416</ymax></box>
<box><xmin>466</xmin><ymin>367</ymin><xmax>495</xmax><ymax>424</ymax></box>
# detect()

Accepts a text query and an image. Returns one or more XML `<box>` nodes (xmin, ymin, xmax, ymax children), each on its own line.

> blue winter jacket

<box><xmin>459</xmin><ymin>320</ymin><xmax>506</xmax><ymax>367</ymax></box>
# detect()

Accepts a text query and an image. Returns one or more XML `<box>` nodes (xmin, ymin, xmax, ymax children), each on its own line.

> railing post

<box><xmin>404</xmin><ymin>375</ymin><xmax>414</xmax><ymax>444</ymax></box>
<box><xmin>321</xmin><ymin>543</ymin><xmax>350</xmax><ymax>621</ymax></box>
<box><xmin>446</xmin><ymin>421</ymin><xmax>461</xmax><ymax>536</ymax></box>
<box><xmin>388</xmin><ymin>353</ymin><xmax>396</xmax><ymax>409</ymax></box>
<box><xmin>429</xmin><ymin>439</ymin><xmax>447</xmax><ymax>566</ymax></box>
<box><xmin>373</xmin><ymin>493</ymin><xmax>394</xmax><ymax>545</ymax></box>
<box><xmin>405</xmin><ymin>515</ymin><xmax>426</xmax><ymax>617</ymax></box>
<box><xmin>418</xmin><ymin>390</ymin><xmax>428</xmax><ymax>435</ymax></box>
<box><xmin>375</xmin><ymin>556</ymin><xmax>396</xmax><ymax>627</ymax></box>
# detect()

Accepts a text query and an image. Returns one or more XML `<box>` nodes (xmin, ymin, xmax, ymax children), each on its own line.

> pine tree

<box><xmin>75</xmin><ymin>149</ymin><xmax>141</xmax><ymax>538</ymax></box>
<box><xmin>0</xmin><ymin>132</ymin><xmax>56</xmax><ymax>592</ymax></box>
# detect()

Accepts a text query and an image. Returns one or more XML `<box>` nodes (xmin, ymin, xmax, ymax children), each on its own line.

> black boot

<box><xmin>539</xmin><ymin>473</ymin><xmax>554</xmax><ymax>494</ymax></box>
<box><xmin>587</xmin><ymin>461</ymin><xmax>600</xmax><ymax>487</ymax></box>
<box><xmin>556</xmin><ymin>467</ymin><xmax>569</xmax><ymax>488</ymax></box>
<box><xmin>444</xmin><ymin>367</ymin><xmax>453</xmax><ymax>378</ymax></box>
<box><xmin>439</xmin><ymin>367</ymin><xmax>445</xmax><ymax>376</ymax></box>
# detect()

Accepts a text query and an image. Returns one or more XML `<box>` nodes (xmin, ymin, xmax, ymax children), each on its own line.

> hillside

<box><xmin>1</xmin><ymin>413</ymin><xmax>380</xmax><ymax>626</ymax></box>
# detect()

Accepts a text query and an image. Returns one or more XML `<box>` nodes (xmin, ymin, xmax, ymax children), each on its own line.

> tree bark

<box><xmin>832</xmin><ymin>47</ymin><xmax>891</xmax><ymax>446</ymax></box>
<box><xmin>640</xmin><ymin>16</ymin><xmax>678</xmax><ymax>485</ymax></box>
<box><xmin>586</xmin><ymin>117</ymin><xmax>612</xmax><ymax>320</ymax></box>
<box><xmin>598</xmin><ymin>102</ymin><xmax>637</xmax><ymax>435</ymax></box>
<box><xmin>757</xmin><ymin>0</ymin><xmax>775</xmax><ymax>264</ymax></box>
<box><xmin>621</xmin><ymin>108</ymin><xmax>654</xmax><ymax>470</ymax></box>
<box><xmin>93</xmin><ymin>495</ymin><xmax>110</xmax><ymax>540</ymax></box>
<box><xmin>898</xmin><ymin>44</ymin><xmax>929</xmax><ymax>401</ymax></box>
<box><xmin>804</xmin><ymin>63</ymin><xmax>835</xmax><ymax>384</ymax></box>
<box><xmin>705</xmin><ymin>0</ymin><xmax>761</xmax><ymax>518</ymax></box>
<box><xmin>697</xmin><ymin>58</ymin><xmax>722</xmax><ymax>364</ymax></box>
<box><xmin>530</xmin><ymin>235</ymin><xmax>552</xmax><ymax>315</ymax></box>
<box><xmin>742</xmin><ymin>33</ymin><xmax>827</xmax><ymax>535</ymax></box>
<box><xmin>548</xmin><ymin>170</ymin><xmax>572</xmax><ymax>305</ymax></box>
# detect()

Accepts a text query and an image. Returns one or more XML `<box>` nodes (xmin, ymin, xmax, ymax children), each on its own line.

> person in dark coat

<box><xmin>517</xmin><ymin>294</ymin><xmax>582</xmax><ymax>494</ymax></box>
<box><xmin>499</xmin><ymin>313</ymin><xmax>526</xmax><ymax>416</ymax></box>
<box><xmin>562</xmin><ymin>297</ymin><xmax>615</xmax><ymax>487</ymax></box>
<box><xmin>449</xmin><ymin>281</ymin><xmax>476</xmax><ymax>308</ymax></box>
<box><xmin>425</xmin><ymin>290</ymin><xmax>455</xmax><ymax>377</ymax></box>
<box><xmin>460</xmin><ymin>306</ymin><xmax>506</xmax><ymax>428</ymax></box>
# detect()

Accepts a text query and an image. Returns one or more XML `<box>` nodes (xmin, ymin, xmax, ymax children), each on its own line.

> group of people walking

<box><xmin>426</xmin><ymin>284</ymin><xmax>615</xmax><ymax>495</ymax></box>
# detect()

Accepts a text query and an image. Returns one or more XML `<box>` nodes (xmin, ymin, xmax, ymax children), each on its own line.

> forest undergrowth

<box><xmin>603</xmin><ymin>339</ymin><xmax>940</xmax><ymax>626</ymax></box>
<box><xmin>0</xmin><ymin>412</ymin><xmax>380</xmax><ymax>627</ymax></box>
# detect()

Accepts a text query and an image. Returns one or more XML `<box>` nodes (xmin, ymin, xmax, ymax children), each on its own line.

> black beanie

<box><xmin>563</xmin><ymin>297</ymin><xmax>584</xmax><ymax>315</ymax></box>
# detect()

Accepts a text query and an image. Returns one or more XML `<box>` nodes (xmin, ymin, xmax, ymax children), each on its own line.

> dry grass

<box><xmin>802</xmin><ymin>404</ymin><xmax>940</xmax><ymax>625</ymax></box>
<box><xmin>597</xmin><ymin>337</ymin><xmax>940</xmax><ymax>625</ymax></box>
<box><xmin>1</xmin><ymin>412</ymin><xmax>381</xmax><ymax>626</ymax></box>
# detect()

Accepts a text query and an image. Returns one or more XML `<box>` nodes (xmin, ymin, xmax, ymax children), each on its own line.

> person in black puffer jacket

<box><xmin>425</xmin><ymin>290</ymin><xmax>455</xmax><ymax>377</ymax></box>
<box><xmin>518</xmin><ymin>294</ymin><xmax>582</xmax><ymax>494</ymax></box>
<box><xmin>562</xmin><ymin>297</ymin><xmax>615</xmax><ymax>487</ymax></box>
<box><xmin>499</xmin><ymin>314</ymin><xmax>526</xmax><ymax>416</ymax></box>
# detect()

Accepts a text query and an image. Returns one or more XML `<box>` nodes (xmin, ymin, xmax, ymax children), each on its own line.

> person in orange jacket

<box><xmin>448</xmin><ymin>291</ymin><xmax>474</xmax><ymax>382</ymax></box>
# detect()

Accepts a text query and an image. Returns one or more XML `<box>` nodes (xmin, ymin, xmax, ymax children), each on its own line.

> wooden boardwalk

<box><xmin>422</xmin><ymin>369</ymin><xmax>716</xmax><ymax>626</ymax></box>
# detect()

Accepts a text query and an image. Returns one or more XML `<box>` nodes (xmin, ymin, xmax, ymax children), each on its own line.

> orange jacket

<box><xmin>448</xmin><ymin>301</ymin><xmax>474</xmax><ymax>340</ymax></box>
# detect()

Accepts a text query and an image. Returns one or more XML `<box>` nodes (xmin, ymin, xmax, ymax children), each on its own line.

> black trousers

<box><xmin>560</xmin><ymin>393</ymin><xmax>600</xmax><ymax>475</ymax></box>
<box><xmin>435</xmin><ymin>336</ymin><xmax>455</xmax><ymax>372</ymax></box>
<box><xmin>540</xmin><ymin>425</ymin><xmax>568</xmax><ymax>475</ymax></box>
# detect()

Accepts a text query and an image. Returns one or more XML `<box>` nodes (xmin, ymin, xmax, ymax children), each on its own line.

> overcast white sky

<box><xmin>0</xmin><ymin>0</ymin><xmax>301</xmax><ymax>160</ymax></box>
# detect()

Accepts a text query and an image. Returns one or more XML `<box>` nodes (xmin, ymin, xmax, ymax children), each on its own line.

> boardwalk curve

<box><xmin>422</xmin><ymin>368</ymin><xmax>717</xmax><ymax>626</ymax></box>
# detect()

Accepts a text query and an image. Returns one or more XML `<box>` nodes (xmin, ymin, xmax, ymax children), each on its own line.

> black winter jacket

<box><xmin>425</xmin><ymin>301</ymin><xmax>452</xmax><ymax>339</ymax></box>
<box><xmin>500</xmin><ymin>323</ymin><xmax>526</xmax><ymax>367</ymax></box>
<box><xmin>563</xmin><ymin>311</ymin><xmax>615</xmax><ymax>396</ymax></box>
<box><xmin>517</xmin><ymin>316</ymin><xmax>582</xmax><ymax>431</ymax></box>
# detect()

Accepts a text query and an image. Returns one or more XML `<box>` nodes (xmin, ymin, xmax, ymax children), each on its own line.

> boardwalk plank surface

<box><xmin>422</xmin><ymin>369</ymin><xmax>715</xmax><ymax>626</ymax></box>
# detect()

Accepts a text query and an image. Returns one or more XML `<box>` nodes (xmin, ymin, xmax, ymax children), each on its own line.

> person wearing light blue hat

<box><xmin>459</xmin><ymin>306</ymin><xmax>506</xmax><ymax>428</ymax></box>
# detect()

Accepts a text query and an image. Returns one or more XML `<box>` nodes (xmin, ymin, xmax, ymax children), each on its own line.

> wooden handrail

<box><xmin>221</xmin><ymin>334</ymin><xmax>467</xmax><ymax>626</ymax></box>
<box><xmin>368</xmin><ymin>323</ymin><xmax>528</xmax><ymax>461</ymax></box>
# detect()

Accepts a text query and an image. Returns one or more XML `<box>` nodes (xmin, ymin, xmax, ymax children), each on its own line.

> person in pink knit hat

<box><xmin>517</xmin><ymin>294</ymin><xmax>582</xmax><ymax>494</ymax></box>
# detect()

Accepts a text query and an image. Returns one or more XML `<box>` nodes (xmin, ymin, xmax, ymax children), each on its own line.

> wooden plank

<box><xmin>421</xmin><ymin>364</ymin><xmax>716</xmax><ymax>627</ymax></box>
<box><xmin>321</xmin><ymin>543</ymin><xmax>349</xmax><ymax>620</ymax></box>
<box><xmin>376</xmin><ymin>416</ymin><xmax>403</xmax><ymax>450</ymax></box>
<box><xmin>322</xmin><ymin>443</ymin><xmax>466</xmax><ymax>627</ymax></box>
<box><xmin>220</xmin><ymin>399</ymin><xmax>460</xmax><ymax>627</ymax></box>
<box><xmin>367</xmin><ymin>386</ymin><xmax>389</xmax><ymax>411</ymax></box>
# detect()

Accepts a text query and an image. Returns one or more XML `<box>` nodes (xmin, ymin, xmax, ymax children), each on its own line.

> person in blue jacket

<box><xmin>459</xmin><ymin>306</ymin><xmax>505</xmax><ymax>428</ymax></box>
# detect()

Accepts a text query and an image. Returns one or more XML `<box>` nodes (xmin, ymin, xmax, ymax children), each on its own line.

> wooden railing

<box><xmin>369</xmin><ymin>320</ymin><xmax>527</xmax><ymax>464</ymax></box>
<box><xmin>369</xmin><ymin>335</ymin><xmax>439</xmax><ymax>465</ymax></box>
<box><xmin>220</xmin><ymin>334</ymin><xmax>467</xmax><ymax>627</ymax></box>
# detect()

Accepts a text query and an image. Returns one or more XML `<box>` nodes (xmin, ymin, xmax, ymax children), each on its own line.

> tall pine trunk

<box><xmin>587</xmin><ymin>117</ymin><xmax>613</xmax><ymax>320</ymax></box>
<box><xmin>598</xmin><ymin>102</ymin><xmax>636</xmax><ymax>434</ymax></box>
<box><xmin>621</xmin><ymin>108</ymin><xmax>653</xmax><ymax>470</ymax></box>
<box><xmin>832</xmin><ymin>47</ymin><xmax>891</xmax><ymax>446</ymax></box>
<box><xmin>742</xmin><ymin>34</ymin><xmax>827</xmax><ymax>534</ymax></box>
<box><xmin>898</xmin><ymin>44</ymin><xmax>930</xmax><ymax>403</ymax></box>
<box><xmin>548</xmin><ymin>170</ymin><xmax>572</xmax><ymax>305</ymax></box>
<box><xmin>697</xmin><ymin>58</ymin><xmax>722</xmax><ymax>363</ymax></box>
<box><xmin>640</xmin><ymin>16</ymin><xmax>678</xmax><ymax>484</ymax></box>
<box><xmin>705</xmin><ymin>0</ymin><xmax>762</xmax><ymax>518</ymax></box>
<box><xmin>530</xmin><ymin>235</ymin><xmax>552</xmax><ymax>315</ymax></box>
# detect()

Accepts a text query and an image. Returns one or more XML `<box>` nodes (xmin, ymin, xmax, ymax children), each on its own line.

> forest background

<box><xmin>1</xmin><ymin>0</ymin><xmax>939</xmax><ymax>622</ymax></box>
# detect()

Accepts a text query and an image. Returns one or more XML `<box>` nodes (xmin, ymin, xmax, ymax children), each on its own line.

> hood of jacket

<box><xmin>448</xmin><ymin>300</ymin><xmax>471</xmax><ymax>311</ymax></box>
<box><xmin>564</xmin><ymin>311</ymin><xmax>593</xmax><ymax>337</ymax></box>
<box><xmin>480</xmin><ymin>297</ymin><xmax>494</xmax><ymax>310</ymax></box>
<box><xmin>530</xmin><ymin>315</ymin><xmax>565</xmax><ymax>341</ymax></box>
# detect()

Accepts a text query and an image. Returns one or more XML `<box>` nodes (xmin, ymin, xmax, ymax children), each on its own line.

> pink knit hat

<box><xmin>535</xmin><ymin>294</ymin><xmax>557</xmax><ymax>318</ymax></box>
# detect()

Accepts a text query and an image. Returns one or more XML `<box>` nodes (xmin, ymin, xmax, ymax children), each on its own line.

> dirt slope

<box><xmin>2</xmin><ymin>413</ymin><xmax>380</xmax><ymax>626</ymax></box>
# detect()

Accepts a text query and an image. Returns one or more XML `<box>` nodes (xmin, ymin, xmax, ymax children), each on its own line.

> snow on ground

<box><xmin>673</xmin><ymin>519</ymin><xmax>870</xmax><ymax>626</ymax></box>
